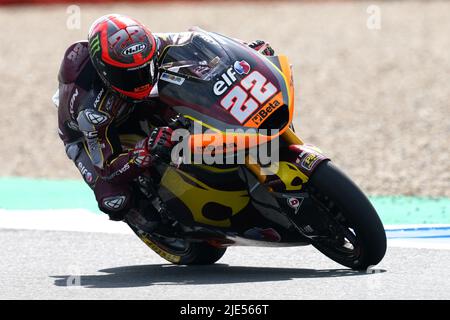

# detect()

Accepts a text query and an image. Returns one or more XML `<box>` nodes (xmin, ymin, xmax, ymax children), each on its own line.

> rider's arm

<box><xmin>76</xmin><ymin>91</ymin><xmax>147</xmax><ymax>184</ymax></box>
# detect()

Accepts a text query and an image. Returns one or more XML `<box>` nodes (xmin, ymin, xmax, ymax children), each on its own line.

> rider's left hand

<box><xmin>248</xmin><ymin>40</ymin><xmax>275</xmax><ymax>56</ymax></box>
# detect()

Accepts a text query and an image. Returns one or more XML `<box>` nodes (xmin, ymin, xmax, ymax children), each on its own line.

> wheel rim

<box><xmin>307</xmin><ymin>188</ymin><xmax>363</xmax><ymax>264</ymax></box>
<box><xmin>128</xmin><ymin>223</ymin><xmax>192</xmax><ymax>257</ymax></box>
<box><xmin>151</xmin><ymin>233</ymin><xmax>191</xmax><ymax>254</ymax></box>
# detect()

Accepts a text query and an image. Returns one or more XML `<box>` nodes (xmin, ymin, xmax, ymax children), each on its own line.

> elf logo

<box><xmin>213</xmin><ymin>60</ymin><xmax>251</xmax><ymax>96</ymax></box>
<box><xmin>122</xmin><ymin>43</ymin><xmax>146</xmax><ymax>56</ymax></box>
<box><xmin>77</xmin><ymin>162</ymin><xmax>94</xmax><ymax>183</ymax></box>
<box><xmin>233</xmin><ymin>60</ymin><xmax>251</xmax><ymax>75</ymax></box>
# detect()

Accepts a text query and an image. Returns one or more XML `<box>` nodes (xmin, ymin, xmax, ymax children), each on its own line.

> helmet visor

<box><xmin>105</xmin><ymin>57</ymin><xmax>157</xmax><ymax>95</ymax></box>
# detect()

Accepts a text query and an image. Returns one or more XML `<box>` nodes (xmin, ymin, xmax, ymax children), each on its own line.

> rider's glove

<box><xmin>132</xmin><ymin>138</ymin><xmax>152</xmax><ymax>168</ymax></box>
<box><xmin>168</xmin><ymin>114</ymin><xmax>190</xmax><ymax>130</ymax></box>
<box><xmin>248</xmin><ymin>40</ymin><xmax>275</xmax><ymax>56</ymax></box>
<box><xmin>147</xmin><ymin>127</ymin><xmax>174</xmax><ymax>163</ymax></box>
<box><xmin>132</xmin><ymin>127</ymin><xmax>174</xmax><ymax>167</ymax></box>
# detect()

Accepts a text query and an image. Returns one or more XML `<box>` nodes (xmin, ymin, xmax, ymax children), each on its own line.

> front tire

<box><xmin>307</xmin><ymin>161</ymin><xmax>386</xmax><ymax>270</ymax></box>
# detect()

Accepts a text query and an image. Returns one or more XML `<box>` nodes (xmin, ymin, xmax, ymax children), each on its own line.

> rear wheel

<box><xmin>306</xmin><ymin>161</ymin><xmax>386</xmax><ymax>270</ymax></box>
<box><xmin>128</xmin><ymin>224</ymin><xmax>227</xmax><ymax>265</ymax></box>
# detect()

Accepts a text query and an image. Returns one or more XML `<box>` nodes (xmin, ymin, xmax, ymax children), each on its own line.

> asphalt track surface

<box><xmin>1</xmin><ymin>228</ymin><xmax>449</xmax><ymax>300</ymax></box>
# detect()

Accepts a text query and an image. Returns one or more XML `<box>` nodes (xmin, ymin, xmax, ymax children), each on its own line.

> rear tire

<box><xmin>308</xmin><ymin>161</ymin><xmax>386</xmax><ymax>270</ymax></box>
<box><xmin>129</xmin><ymin>224</ymin><xmax>227</xmax><ymax>265</ymax></box>
<box><xmin>176</xmin><ymin>242</ymin><xmax>227</xmax><ymax>265</ymax></box>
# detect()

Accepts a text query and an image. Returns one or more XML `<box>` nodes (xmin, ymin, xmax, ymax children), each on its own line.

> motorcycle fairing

<box><xmin>157</xmin><ymin>31</ymin><xmax>295</xmax><ymax>153</ymax></box>
<box><xmin>159</xmin><ymin>165</ymin><xmax>250</xmax><ymax>228</ymax></box>
<box><xmin>153</xmin><ymin>29</ymin><xmax>329</xmax><ymax>243</ymax></box>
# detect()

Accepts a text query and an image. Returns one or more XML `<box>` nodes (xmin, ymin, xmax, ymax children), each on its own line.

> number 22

<box><xmin>220</xmin><ymin>71</ymin><xmax>277</xmax><ymax>123</ymax></box>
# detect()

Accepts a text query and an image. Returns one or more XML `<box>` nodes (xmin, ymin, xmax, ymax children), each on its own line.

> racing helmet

<box><xmin>87</xmin><ymin>14</ymin><xmax>158</xmax><ymax>100</ymax></box>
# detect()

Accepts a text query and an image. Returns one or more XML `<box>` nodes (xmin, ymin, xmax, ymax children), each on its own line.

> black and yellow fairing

<box><xmin>155</xmin><ymin>30</ymin><xmax>328</xmax><ymax>233</ymax></box>
<box><xmin>157</xmin><ymin>148</ymin><xmax>326</xmax><ymax>231</ymax></box>
<box><xmin>158</xmin><ymin>165</ymin><xmax>251</xmax><ymax>228</ymax></box>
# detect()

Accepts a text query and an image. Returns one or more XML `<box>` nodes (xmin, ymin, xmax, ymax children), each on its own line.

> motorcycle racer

<box><xmin>54</xmin><ymin>14</ymin><xmax>275</xmax><ymax>229</ymax></box>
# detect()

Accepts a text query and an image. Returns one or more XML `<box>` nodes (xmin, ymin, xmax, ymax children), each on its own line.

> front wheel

<box><xmin>306</xmin><ymin>161</ymin><xmax>386</xmax><ymax>270</ymax></box>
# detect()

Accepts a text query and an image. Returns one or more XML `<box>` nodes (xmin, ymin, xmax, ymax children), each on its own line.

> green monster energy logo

<box><xmin>89</xmin><ymin>35</ymin><xmax>101</xmax><ymax>55</ymax></box>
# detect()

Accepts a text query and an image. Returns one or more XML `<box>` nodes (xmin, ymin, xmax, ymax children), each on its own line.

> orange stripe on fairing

<box><xmin>244</xmin><ymin>92</ymin><xmax>284</xmax><ymax>128</ymax></box>
<box><xmin>187</xmin><ymin>131</ymin><xmax>264</xmax><ymax>155</ymax></box>
<box><xmin>277</xmin><ymin>55</ymin><xmax>295</xmax><ymax>127</ymax></box>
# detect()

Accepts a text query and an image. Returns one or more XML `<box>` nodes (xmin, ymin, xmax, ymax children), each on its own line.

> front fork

<box><xmin>243</xmin><ymin>128</ymin><xmax>330</xmax><ymax>241</ymax></box>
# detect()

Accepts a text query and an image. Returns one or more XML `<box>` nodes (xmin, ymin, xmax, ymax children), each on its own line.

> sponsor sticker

<box><xmin>83</xmin><ymin>130</ymin><xmax>98</xmax><ymax>139</ymax></box>
<box><xmin>122</xmin><ymin>43</ymin><xmax>147</xmax><ymax>56</ymax></box>
<box><xmin>105</xmin><ymin>163</ymin><xmax>131</xmax><ymax>181</ymax></box>
<box><xmin>233</xmin><ymin>60</ymin><xmax>251</xmax><ymax>75</ymax></box>
<box><xmin>301</xmin><ymin>153</ymin><xmax>320</xmax><ymax>171</ymax></box>
<box><xmin>160</xmin><ymin>72</ymin><xmax>185</xmax><ymax>86</ymax></box>
<box><xmin>85</xmin><ymin>171</ymin><xmax>93</xmax><ymax>183</ymax></box>
<box><xmin>89</xmin><ymin>35</ymin><xmax>101</xmax><ymax>56</ymax></box>
<box><xmin>103</xmin><ymin>196</ymin><xmax>126</xmax><ymax>211</ymax></box>
<box><xmin>93</xmin><ymin>88</ymin><xmax>104</xmax><ymax>109</ymax></box>
<box><xmin>105</xmin><ymin>95</ymin><xmax>115</xmax><ymax>112</ymax></box>
<box><xmin>140</xmin><ymin>236</ymin><xmax>181</xmax><ymax>263</ymax></box>
<box><xmin>77</xmin><ymin>162</ymin><xmax>94</xmax><ymax>184</ymax></box>
<box><xmin>85</xmin><ymin>110</ymin><xmax>108</xmax><ymax>126</ymax></box>
<box><xmin>69</xmin><ymin>88</ymin><xmax>79</xmax><ymax>115</ymax></box>
<box><xmin>247</xmin><ymin>94</ymin><xmax>283</xmax><ymax>126</ymax></box>
<box><xmin>67</xmin><ymin>42</ymin><xmax>88</xmax><ymax>62</ymax></box>
<box><xmin>213</xmin><ymin>60</ymin><xmax>251</xmax><ymax>96</ymax></box>
<box><xmin>287</xmin><ymin>197</ymin><xmax>303</xmax><ymax>214</ymax></box>
<box><xmin>213</xmin><ymin>66</ymin><xmax>237</xmax><ymax>95</ymax></box>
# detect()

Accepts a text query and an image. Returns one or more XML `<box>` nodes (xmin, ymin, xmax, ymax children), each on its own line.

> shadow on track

<box><xmin>51</xmin><ymin>264</ymin><xmax>385</xmax><ymax>289</ymax></box>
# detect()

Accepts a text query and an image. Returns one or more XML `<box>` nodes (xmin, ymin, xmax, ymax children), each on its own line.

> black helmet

<box><xmin>88</xmin><ymin>14</ymin><xmax>158</xmax><ymax>100</ymax></box>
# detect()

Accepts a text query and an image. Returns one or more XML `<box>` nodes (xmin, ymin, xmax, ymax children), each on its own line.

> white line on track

<box><xmin>1</xmin><ymin>209</ymin><xmax>449</xmax><ymax>249</ymax></box>
<box><xmin>0</xmin><ymin>209</ymin><xmax>132</xmax><ymax>234</ymax></box>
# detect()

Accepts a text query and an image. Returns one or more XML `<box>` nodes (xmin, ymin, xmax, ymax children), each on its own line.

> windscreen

<box><xmin>159</xmin><ymin>33</ymin><xmax>231</xmax><ymax>80</ymax></box>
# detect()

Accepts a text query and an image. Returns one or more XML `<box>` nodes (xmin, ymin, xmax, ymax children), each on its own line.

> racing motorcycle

<box><xmin>127</xmin><ymin>29</ymin><xmax>386</xmax><ymax>270</ymax></box>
